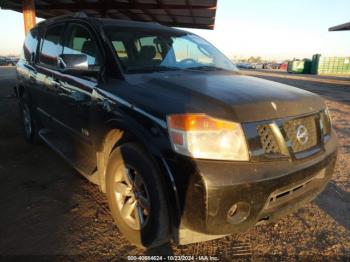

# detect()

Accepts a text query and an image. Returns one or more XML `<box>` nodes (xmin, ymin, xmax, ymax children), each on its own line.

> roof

<box><xmin>99</xmin><ymin>17</ymin><xmax>188</xmax><ymax>33</ymax></box>
<box><xmin>37</xmin><ymin>13</ymin><xmax>189</xmax><ymax>34</ymax></box>
<box><xmin>1</xmin><ymin>0</ymin><xmax>217</xmax><ymax>30</ymax></box>
<box><xmin>329</xmin><ymin>21</ymin><xmax>350</xmax><ymax>31</ymax></box>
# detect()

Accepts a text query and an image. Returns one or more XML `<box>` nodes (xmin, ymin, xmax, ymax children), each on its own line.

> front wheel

<box><xmin>106</xmin><ymin>143</ymin><xmax>170</xmax><ymax>248</ymax></box>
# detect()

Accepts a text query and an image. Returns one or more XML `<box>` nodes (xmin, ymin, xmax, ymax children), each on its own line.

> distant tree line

<box><xmin>237</xmin><ymin>56</ymin><xmax>264</xmax><ymax>63</ymax></box>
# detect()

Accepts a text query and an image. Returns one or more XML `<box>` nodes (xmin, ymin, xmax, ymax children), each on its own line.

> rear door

<box><xmin>35</xmin><ymin>24</ymin><xmax>65</xmax><ymax>127</ymax></box>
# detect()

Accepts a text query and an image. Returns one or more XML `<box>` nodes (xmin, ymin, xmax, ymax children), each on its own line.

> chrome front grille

<box><xmin>283</xmin><ymin>115</ymin><xmax>318</xmax><ymax>153</ymax></box>
<box><xmin>257</xmin><ymin>125</ymin><xmax>281</xmax><ymax>154</ymax></box>
<box><xmin>254</xmin><ymin>112</ymin><xmax>328</xmax><ymax>158</ymax></box>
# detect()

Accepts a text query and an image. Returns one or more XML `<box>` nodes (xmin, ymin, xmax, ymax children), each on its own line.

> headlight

<box><xmin>167</xmin><ymin>114</ymin><xmax>249</xmax><ymax>161</ymax></box>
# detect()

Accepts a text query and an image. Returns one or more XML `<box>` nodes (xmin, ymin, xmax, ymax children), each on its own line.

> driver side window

<box><xmin>137</xmin><ymin>36</ymin><xmax>163</xmax><ymax>60</ymax></box>
<box><xmin>39</xmin><ymin>25</ymin><xmax>64</xmax><ymax>67</ymax></box>
<box><xmin>63</xmin><ymin>25</ymin><xmax>99</xmax><ymax>66</ymax></box>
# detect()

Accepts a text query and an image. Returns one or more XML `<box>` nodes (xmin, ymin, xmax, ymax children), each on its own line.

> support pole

<box><xmin>22</xmin><ymin>0</ymin><xmax>36</xmax><ymax>35</ymax></box>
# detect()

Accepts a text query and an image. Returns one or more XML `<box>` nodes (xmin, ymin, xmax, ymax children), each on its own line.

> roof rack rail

<box><xmin>146</xmin><ymin>21</ymin><xmax>161</xmax><ymax>26</ymax></box>
<box><xmin>39</xmin><ymin>11</ymin><xmax>89</xmax><ymax>24</ymax></box>
<box><xmin>73</xmin><ymin>11</ymin><xmax>89</xmax><ymax>18</ymax></box>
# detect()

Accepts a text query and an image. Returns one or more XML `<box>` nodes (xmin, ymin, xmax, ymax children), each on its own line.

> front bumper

<box><xmin>166</xmin><ymin>131</ymin><xmax>337</xmax><ymax>244</ymax></box>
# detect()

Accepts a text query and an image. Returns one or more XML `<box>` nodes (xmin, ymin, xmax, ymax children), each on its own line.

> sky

<box><xmin>0</xmin><ymin>0</ymin><xmax>350</xmax><ymax>61</ymax></box>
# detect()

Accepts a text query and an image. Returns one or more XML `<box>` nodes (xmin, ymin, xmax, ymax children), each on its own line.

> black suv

<box><xmin>16</xmin><ymin>13</ymin><xmax>337</xmax><ymax>248</ymax></box>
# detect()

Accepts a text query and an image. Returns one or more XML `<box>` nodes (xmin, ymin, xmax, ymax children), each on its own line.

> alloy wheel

<box><xmin>114</xmin><ymin>165</ymin><xmax>151</xmax><ymax>230</ymax></box>
<box><xmin>22</xmin><ymin>103</ymin><xmax>32</xmax><ymax>138</ymax></box>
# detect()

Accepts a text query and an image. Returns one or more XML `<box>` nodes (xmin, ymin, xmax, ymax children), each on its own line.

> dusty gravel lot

<box><xmin>0</xmin><ymin>67</ymin><xmax>349</xmax><ymax>261</ymax></box>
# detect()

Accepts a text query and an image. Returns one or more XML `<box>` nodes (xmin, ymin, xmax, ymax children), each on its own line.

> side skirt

<box><xmin>38</xmin><ymin>128</ymin><xmax>100</xmax><ymax>186</ymax></box>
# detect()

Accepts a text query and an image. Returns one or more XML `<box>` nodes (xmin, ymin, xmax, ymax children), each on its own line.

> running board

<box><xmin>39</xmin><ymin>129</ymin><xmax>99</xmax><ymax>186</ymax></box>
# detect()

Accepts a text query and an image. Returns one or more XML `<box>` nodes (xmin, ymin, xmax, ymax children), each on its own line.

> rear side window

<box><xmin>39</xmin><ymin>25</ymin><xmax>64</xmax><ymax>67</ymax></box>
<box><xmin>22</xmin><ymin>28</ymin><xmax>38</xmax><ymax>62</ymax></box>
<box><xmin>63</xmin><ymin>24</ymin><xmax>99</xmax><ymax>66</ymax></box>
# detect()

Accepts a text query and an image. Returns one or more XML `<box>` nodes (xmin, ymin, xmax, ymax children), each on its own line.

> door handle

<box><xmin>29</xmin><ymin>75</ymin><xmax>36</xmax><ymax>82</ymax></box>
<box><xmin>51</xmin><ymin>79</ymin><xmax>60</xmax><ymax>87</ymax></box>
<box><xmin>98</xmin><ymin>99</ymin><xmax>112</xmax><ymax>112</ymax></box>
<box><xmin>72</xmin><ymin>91</ymin><xmax>90</xmax><ymax>103</ymax></box>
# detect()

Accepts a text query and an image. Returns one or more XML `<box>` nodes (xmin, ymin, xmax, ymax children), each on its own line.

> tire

<box><xmin>19</xmin><ymin>91</ymin><xmax>39</xmax><ymax>143</ymax></box>
<box><xmin>106</xmin><ymin>143</ymin><xmax>170</xmax><ymax>248</ymax></box>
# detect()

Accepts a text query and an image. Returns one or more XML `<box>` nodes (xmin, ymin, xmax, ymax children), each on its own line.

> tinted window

<box><xmin>172</xmin><ymin>37</ymin><xmax>214</xmax><ymax>64</ymax></box>
<box><xmin>39</xmin><ymin>25</ymin><xmax>64</xmax><ymax>67</ymax></box>
<box><xmin>111</xmin><ymin>40</ymin><xmax>128</xmax><ymax>65</ymax></box>
<box><xmin>63</xmin><ymin>25</ymin><xmax>98</xmax><ymax>66</ymax></box>
<box><xmin>105</xmin><ymin>27</ymin><xmax>237</xmax><ymax>74</ymax></box>
<box><xmin>22</xmin><ymin>28</ymin><xmax>38</xmax><ymax>62</ymax></box>
<box><xmin>138</xmin><ymin>36</ymin><xmax>162</xmax><ymax>60</ymax></box>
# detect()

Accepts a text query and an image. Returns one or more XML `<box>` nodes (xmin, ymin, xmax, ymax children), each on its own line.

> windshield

<box><xmin>104</xmin><ymin>26</ymin><xmax>237</xmax><ymax>74</ymax></box>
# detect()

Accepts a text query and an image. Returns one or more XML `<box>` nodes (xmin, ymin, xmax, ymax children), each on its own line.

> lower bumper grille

<box><xmin>265</xmin><ymin>168</ymin><xmax>327</xmax><ymax>210</ymax></box>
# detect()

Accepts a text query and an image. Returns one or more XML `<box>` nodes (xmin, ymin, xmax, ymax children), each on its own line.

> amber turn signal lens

<box><xmin>167</xmin><ymin>114</ymin><xmax>237</xmax><ymax>131</ymax></box>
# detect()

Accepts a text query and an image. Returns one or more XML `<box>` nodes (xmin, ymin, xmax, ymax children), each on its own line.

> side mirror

<box><xmin>58</xmin><ymin>54</ymin><xmax>100</xmax><ymax>76</ymax></box>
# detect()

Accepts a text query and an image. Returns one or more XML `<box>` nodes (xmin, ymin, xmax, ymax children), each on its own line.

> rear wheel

<box><xmin>19</xmin><ymin>91</ymin><xmax>39</xmax><ymax>143</ymax></box>
<box><xmin>106</xmin><ymin>143</ymin><xmax>170</xmax><ymax>248</ymax></box>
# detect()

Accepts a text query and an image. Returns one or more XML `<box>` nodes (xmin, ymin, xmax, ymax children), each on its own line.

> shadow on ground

<box><xmin>315</xmin><ymin>183</ymin><xmax>350</xmax><ymax>230</ymax></box>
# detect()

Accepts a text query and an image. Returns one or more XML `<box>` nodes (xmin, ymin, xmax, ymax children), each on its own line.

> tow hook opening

<box><xmin>256</xmin><ymin>216</ymin><xmax>270</xmax><ymax>225</ymax></box>
<box><xmin>226</xmin><ymin>202</ymin><xmax>251</xmax><ymax>224</ymax></box>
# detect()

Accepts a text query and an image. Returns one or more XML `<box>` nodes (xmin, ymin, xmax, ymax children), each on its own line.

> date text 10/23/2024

<box><xmin>127</xmin><ymin>255</ymin><xmax>219</xmax><ymax>261</ymax></box>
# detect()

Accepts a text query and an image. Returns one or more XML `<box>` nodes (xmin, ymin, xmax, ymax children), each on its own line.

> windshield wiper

<box><xmin>186</xmin><ymin>65</ymin><xmax>224</xmax><ymax>71</ymax></box>
<box><xmin>126</xmin><ymin>65</ymin><xmax>181</xmax><ymax>73</ymax></box>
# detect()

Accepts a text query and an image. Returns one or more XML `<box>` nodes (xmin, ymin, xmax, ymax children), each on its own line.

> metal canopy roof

<box><xmin>1</xmin><ymin>0</ymin><xmax>217</xmax><ymax>29</ymax></box>
<box><xmin>329</xmin><ymin>21</ymin><xmax>350</xmax><ymax>31</ymax></box>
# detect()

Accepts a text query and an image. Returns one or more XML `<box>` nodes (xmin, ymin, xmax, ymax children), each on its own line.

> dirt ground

<box><xmin>0</xmin><ymin>67</ymin><xmax>349</xmax><ymax>261</ymax></box>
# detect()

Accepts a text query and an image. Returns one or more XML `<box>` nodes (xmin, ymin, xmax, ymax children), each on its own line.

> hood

<box><xmin>122</xmin><ymin>71</ymin><xmax>325</xmax><ymax>123</ymax></box>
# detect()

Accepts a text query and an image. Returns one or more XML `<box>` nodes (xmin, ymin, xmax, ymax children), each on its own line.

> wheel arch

<box><xmin>96</xmin><ymin>119</ymin><xmax>181</xmax><ymax>235</ymax></box>
<box><xmin>16</xmin><ymin>84</ymin><xmax>26</xmax><ymax>98</ymax></box>
<box><xmin>97</xmin><ymin>119</ymin><xmax>167</xmax><ymax>191</ymax></box>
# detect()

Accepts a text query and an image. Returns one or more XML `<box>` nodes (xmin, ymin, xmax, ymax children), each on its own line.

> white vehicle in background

<box><xmin>236</xmin><ymin>63</ymin><xmax>256</xmax><ymax>69</ymax></box>
<box><xmin>254</xmin><ymin>63</ymin><xmax>264</xmax><ymax>69</ymax></box>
